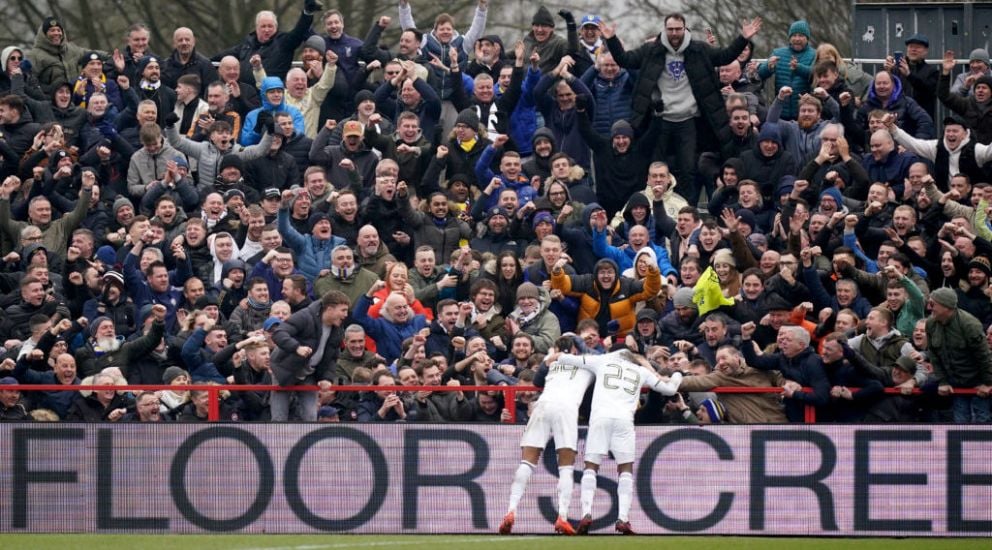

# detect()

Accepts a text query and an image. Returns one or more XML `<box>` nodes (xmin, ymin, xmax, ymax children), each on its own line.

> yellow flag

<box><xmin>693</xmin><ymin>266</ymin><xmax>735</xmax><ymax>315</ymax></box>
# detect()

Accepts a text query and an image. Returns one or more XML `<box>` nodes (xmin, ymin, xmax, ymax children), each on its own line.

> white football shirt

<box><xmin>556</xmin><ymin>351</ymin><xmax>682</xmax><ymax>421</ymax></box>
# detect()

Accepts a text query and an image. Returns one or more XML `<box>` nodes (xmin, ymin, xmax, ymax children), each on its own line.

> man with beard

<box><xmin>123</xmin><ymin>391</ymin><xmax>170</xmax><ymax>422</ymax></box>
<box><xmin>471</xmin><ymin>206</ymin><xmax>523</xmax><ymax>256</ymax></box>
<box><xmin>73</xmin><ymin>303</ymin><xmax>167</xmax><ymax>378</ymax></box>
<box><xmin>125</xmin><ymin>55</ymin><xmax>176</xmax><ymax>128</ymax></box>
<box><xmin>954</xmin><ymin>255</ymin><xmax>992</xmax><ymax>326</ymax></box>
<box><xmin>0</xmin><ymin>95</ymin><xmax>41</xmax><ymax>157</ymax></box>
<box><xmin>354</xmin><ymin>225</ymin><xmax>396</xmax><ymax>279</ymax></box>
<box><xmin>767</xmin><ymin>89</ymin><xmax>838</xmax><ymax>167</ymax></box>
<box><xmin>360</xmin><ymin>14</ymin><xmax>428</xmax><ymax>68</ymax></box>
<box><xmin>602</xmin><ymin>15</ymin><xmax>761</xmax><ymax>201</ymax></box>
<box><xmin>162</xmin><ymin>28</ymin><xmax>218</xmax><ymax>96</ymax></box>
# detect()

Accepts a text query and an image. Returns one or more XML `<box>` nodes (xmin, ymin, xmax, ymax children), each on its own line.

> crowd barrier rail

<box><xmin>7</xmin><ymin>383</ymin><xmax>984</xmax><ymax>423</ymax></box>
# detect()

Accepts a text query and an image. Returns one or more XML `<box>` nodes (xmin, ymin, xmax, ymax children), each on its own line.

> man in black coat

<box><xmin>162</xmin><ymin>28</ymin><xmax>218</xmax><ymax>97</ymax></box>
<box><xmin>270</xmin><ymin>290</ymin><xmax>350</xmax><ymax>421</ymax></box>
<box><xmin>212</xmin><ymin>1</ymin><xmax>320</xmax><ymax>82</ymax></box>
<box><xmin>890</xmin><ymin>34</ymin><xmax>939</xmax><ymax>120</ymax></box>
<box><xmin>602</xmin><ymin>15</ymin><xmax>762</xmax><ymax>202</ymax></box>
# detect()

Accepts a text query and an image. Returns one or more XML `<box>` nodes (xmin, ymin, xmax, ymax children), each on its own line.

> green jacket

<box><xmin>895</xmin><ymin>276</ymin><xmax>926</xmax><ymax>338</ymax></box>
<box><xmin>0</xmin><ymin>188</ymin><xmax>91</xmax><ymax>257</ymax></box>
<box><xmin>927</xmin><ymin>309</ymin><xmax>992</xmax><ymax>387</ymax></box>
<box><xmin>30</xmin><ymin>26</ymin><xmax>96</xmax><ymax>95</ymax></box>
<box><xmin>313</xmin><ymin>267</ymin><xmax>378</xmax><ymax>306</ymax></box>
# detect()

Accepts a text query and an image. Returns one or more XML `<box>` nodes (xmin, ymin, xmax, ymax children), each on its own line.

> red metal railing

<box><xmin>7</xmin><ymin>384</ymin><xmax>983</xmax><ymax>422</ymax></box>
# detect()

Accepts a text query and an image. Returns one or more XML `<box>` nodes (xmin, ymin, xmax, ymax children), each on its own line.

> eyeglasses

<box><xmin>8</xmin><ymin>55</ymin><xmax>22</xmax><ymax>61</ymax></box>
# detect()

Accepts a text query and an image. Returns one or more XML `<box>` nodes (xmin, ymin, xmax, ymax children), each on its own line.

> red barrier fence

<box><xmin>7</xmin><ymin>383</ymin><xmax>983</xmax><ymax>422</ymax></box>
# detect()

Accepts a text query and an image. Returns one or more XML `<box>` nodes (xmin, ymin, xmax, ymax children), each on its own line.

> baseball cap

<box><xmin>0</xmin><ymin>376</ymin><xmax>18</xmax><ymax>386</ymax></box>
<box><xmin>580</xmin><ymin>15</ymin><xmax>602</xmax><ymax>28</ymax></box>
<box><xmin>263</xmin><ymin>317</ymin><xmax>283</xmax><ymax>332</ymax></box>
<box><xmin>263</xmin><ymin>188</ymin><xmax>281</xmax><ymax>200</ymax></box>
<box><xmin>342</xmin><ymin>120</ymin><xmax>363</xmax><ymax>138</ymax></box>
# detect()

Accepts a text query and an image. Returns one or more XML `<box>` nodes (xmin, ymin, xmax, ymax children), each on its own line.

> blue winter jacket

<box><xmin>278</xmin><ymin>208</ymin><xmax>346</xmax><ymax>279</ymax></box>
<box><xmin>241</xmin><ymin>76</ymin><xmax>305</xmax><ymax>145</ymax></box>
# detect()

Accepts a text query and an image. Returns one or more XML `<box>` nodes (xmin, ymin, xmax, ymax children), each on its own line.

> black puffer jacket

<box><xmin>605</xmin><ymin>31</ymin><xmax>747</xmax><ymax>149</ymax></box>
<box><xmin>211</xmin><ymin>10</ymin><xmax>314</xmax><ymax>82</ymax></box>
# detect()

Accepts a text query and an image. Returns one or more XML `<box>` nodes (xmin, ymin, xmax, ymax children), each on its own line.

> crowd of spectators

<box><xmin>0</xmin><ymin>1</ymin><xmax>990</xmax><ymax>425</ymax></box>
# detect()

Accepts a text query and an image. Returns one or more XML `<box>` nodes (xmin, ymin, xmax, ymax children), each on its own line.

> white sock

<box><xmin>580</xmin><ymin>469</ymin><xmax>597</xmax><ymax>517</ymax></box>
<box><xmin>617</xmin><ymin>472</ymin><xmax>633</xmax><ymax>522</ymax></box>
<box><xmin>557</xmin><ymin>466</ymin><xmax>574</xmax><ymax>519</ymax></box>
<box><xmin>507</xmin><ymin>461</ymin><xmax>535</xmax><ymax>513</ymax></box>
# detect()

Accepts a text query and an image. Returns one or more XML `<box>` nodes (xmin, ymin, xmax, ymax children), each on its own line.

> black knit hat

<box><xmin>219</xmin><ymin>154</ymin><xmax>243</xmax><ymax>173</ymax></box>
<box><xmin>41</xmin><ymin>17</ymin><xmax>63</xmax><ymax>35</ymax></box>
<box><xmin>532</xmin><ymin>6</ymin><xmax>555</xmax><ymax>27</ymax></box>
<box><xmin>78</xmin><ymin>51</ymin><xmax>102</xmax><ymax>68</ymax></box>
<box><xmin>355</xmin><ymin>89</ymin><xmax>375</xmax><ymax>106</ymax></box>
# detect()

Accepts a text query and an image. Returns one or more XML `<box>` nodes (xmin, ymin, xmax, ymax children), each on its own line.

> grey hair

<box><xmin>820</xmin><ymin>122</ymin><xmax>844</xmax><ymax>138</ymax></box>
<box><xmin>783</xmin><ymin>325</ymin><xmax>810</xmax><ymax>348</ymax></box>
<box><xmin>256</xmin><ymin>10</ymin><xmax>278</xmax><ymax>27</ymax></box>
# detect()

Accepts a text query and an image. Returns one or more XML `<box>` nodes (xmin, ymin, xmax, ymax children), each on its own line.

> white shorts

<box><xmin>583</xmin><ymin>417</ymin><xmax>636</xmax><ymax>465</ymax></box>
<box><xmin>519</xmin><ymin>401</ymin><xmax>579</xmax><ymax>451</ymax></box>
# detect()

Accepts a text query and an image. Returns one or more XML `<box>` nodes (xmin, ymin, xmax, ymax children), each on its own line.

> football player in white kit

<box><xmin>500</xmin><ymin>337</ymin><xmax>594</xmax><ymax>536</ymax></box>
<box><xmin>558</xmin><ymin>348</ymin><xmax>682</xmax><ymax>534</ymax></box>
